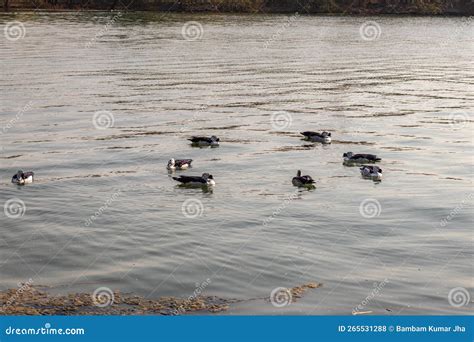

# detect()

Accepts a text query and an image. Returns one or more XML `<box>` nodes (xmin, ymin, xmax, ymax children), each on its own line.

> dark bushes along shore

<box><xmin>2</xmin><ymin>0</ymin><xmax>473</xmax><ymax>15</ymax></box>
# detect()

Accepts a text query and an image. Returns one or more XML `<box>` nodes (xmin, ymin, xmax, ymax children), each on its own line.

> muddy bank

<box><xmin>0</xmin><ymin>283</ymin><xmax>321</xmax><ymax>315</ymax></box>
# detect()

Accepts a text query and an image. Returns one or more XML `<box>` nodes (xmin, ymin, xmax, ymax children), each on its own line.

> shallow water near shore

<box><xmin>0</xmin><ymin>12</ymin><xmax>472</xmax><ymax>315</ymax></box>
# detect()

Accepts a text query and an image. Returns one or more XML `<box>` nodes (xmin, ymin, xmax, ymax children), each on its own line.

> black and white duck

<box><xmin>173</xmin><ymin>173</ymin><xmax>215</xmax><ymax>186</ymax></box>
<box><xmin>167</xmin><ymin>158</ymin><xmax>193</xmax><ymax>171</ymax></box>
<box><xmin>11</xmin><ymin>170</ymin><xmax>34</xmax><ymax>185</ymax></box>
<box><xmin>292</xmin><ymin>170</ymin><xmax>315</xmax><ymax>187</ymax></box>
<box><xmin>343</xmin><ymin>152</ymin><xmax>381</xmax><ymax>164</ymax></box>
<box><xmin>300</xmin><ymin>131</ymin><xmax>332</xmax><ymax>144</ymax></box>
<box><xmin>188</xmin><ymin>136</ymin><xmax>219</xmax><ymax>147</ymax></box>
<box><xmin>360</xmin><ymin>165</ymin><xmax>383</xmax><ymax>180</ymax></box>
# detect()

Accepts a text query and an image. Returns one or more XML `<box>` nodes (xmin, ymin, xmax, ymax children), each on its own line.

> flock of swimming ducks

<box><xmin>297</xmin><ymin>133</ymin><xmax>383</xmax><ymax>184</ymax></box>
<box><xmin>10</xmin><ymin>131</ymin><xmax>383</xmax><ymax>187</ymax></box>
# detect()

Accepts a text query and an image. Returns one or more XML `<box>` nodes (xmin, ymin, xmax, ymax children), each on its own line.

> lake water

<box><xmin>0</xmin><ymin>12</ymin><xmax>472</xmax><ymax>315</ymax></box>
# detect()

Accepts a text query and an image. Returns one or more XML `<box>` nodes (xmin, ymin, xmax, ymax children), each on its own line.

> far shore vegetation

<box><xmin>2</xmin><ymin>0</ymin><xmax>472</xmax><ymax>15</ymax></box>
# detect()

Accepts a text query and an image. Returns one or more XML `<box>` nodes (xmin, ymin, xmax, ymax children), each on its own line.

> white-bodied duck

<box><xmin>173</xmin><ymin>173</ymin><xmax>215</xmax><ymax>186</ymax></box>
<box><xmin>300</xmin><ymin>131</ymin><xmax>332</xmax><ymax>144</ymax></box>
<box><xmin>360</xmin><ymin>165</ymin><xmax>383</xmax><ymax>180</ymax></box>
<box><xmin>292</xmin><ymin>170</ymin><xmax>315</xmax><ymax>187</ymax></box>
<box><xmin>11</xmin><ymin>170</ymin><xmax>34</xmax><ymax>185</ymax></box>
<box><xmin>167</xmin><ymin>158</ymin><xmax>193</xmax><ymax>170</ymax></box>
<box><xmin>343</xmin><ymin>152</ymin><xmax>381</xmax><ymax>164</ymax></box>
<box><xmin>188</xmin><ymin>136</ymin><xmax>219</xmax><ymax>147</ymax></box>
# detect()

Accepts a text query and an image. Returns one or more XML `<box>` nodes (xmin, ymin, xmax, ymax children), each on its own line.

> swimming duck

<box><xmin>300</xmin><ymin>131</ymin><xmax>332</xmax><ymax>144</ymax></box>
<box><xmin>343</xmin><ymin>152</ymin><xmax>381</xmax><ymax>163</ymax></box>
<box><xmin>292</xmin><ymin>170</ymin><xmax>315</xmax><ymax>187</ymax></box>
<box><xmin>188</xmin><ymin>136</ymin><xmax>219</xmax><ymax>147</ymax></box>
<box><xmin>11</xmin><ymin>170</ymin><xmax>34</xmax><ymax>185</ymax></box>
<box><xmin>167</xmin><ymin>158</ymin><xmax>193</xmax><ymax>170</ymax></box>
<box><xmin>173</xmin><ymin>173</ymin><xmax>215</xmax><ymax>186</ymax></box>
<box><xmin>360</xmin><ymin>165</ymin><xmax>382</xmax><ymax>180</ymax></box>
